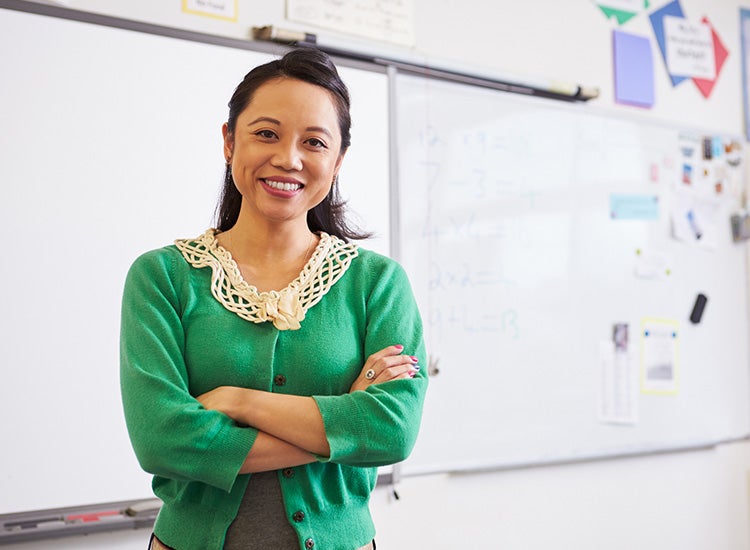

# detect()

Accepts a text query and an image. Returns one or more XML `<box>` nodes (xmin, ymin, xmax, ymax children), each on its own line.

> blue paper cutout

<box><xmin>649</xmin><ymin>0</ymin><xmax>688</xmax><ymax>86</ymax></box>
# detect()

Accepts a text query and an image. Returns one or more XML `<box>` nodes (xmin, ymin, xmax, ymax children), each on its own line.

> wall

<box><xmin>29</xmin><ymin>0</ymin><xmax>746</xmax><ymax>135</ymax></box>
<box><xmin>7</xmin><ymin>0</ymin><xmax>750</xmax><ymax>548</ymax></box>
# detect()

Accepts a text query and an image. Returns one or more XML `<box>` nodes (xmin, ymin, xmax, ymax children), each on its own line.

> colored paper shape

<box><xmin>594</xmin><ymin>0</ymin><xmax>649</xmax><ymax>25</ymax></box>
<box><xmin>742</xmin><ymin>9</ymin><xmax>750</xmax><ymax>141</ymax></box>
<box><xmin>610</xmin><ymin>194</ymin><xmax>659</xmax><ymax>220</ymax></box>
<box><xmin>692</xmin><ymin>17</ymin><xmax>729</xmax><ymax>99</ymax></box>
<box><xmin>613</xmin><ymin>30</ymin><xmax>654</xmax><ymax>108</ymax></box>
<box><xmin>663</xmin><ymin>16</ymin><xmax>715</xmax><ymax>79</ymax></box>
<box><xmin>649</xmin><ymin>0</ymin><xmax>688</xmax><ymax>86</ymax></box>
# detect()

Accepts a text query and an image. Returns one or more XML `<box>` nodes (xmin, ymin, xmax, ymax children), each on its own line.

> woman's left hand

<box><xmin>349</xmin><ymin>344</ymin><xmax>420</xmax><ymax>393</ymax></box>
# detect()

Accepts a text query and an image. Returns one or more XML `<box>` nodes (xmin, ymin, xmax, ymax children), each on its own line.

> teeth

<box><xmin>265</xmin><ymin>179</ymin><xmax>302</xmax><ymax>192</ymax></box>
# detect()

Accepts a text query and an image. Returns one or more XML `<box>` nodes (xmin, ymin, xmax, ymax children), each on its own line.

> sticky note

<box><xmin>610</xmin><ymin>194</ymin><xmax>660</xmax><ymax>220</ymax></box>
<box><xmin>613</xmin><ymin>30</ymin><xmax>655</xmax><ymax>108</ymax></box>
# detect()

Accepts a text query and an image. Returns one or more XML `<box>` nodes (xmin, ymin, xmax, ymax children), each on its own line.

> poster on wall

<box><xmin>649</xmin><ymin>1</ymin><xmax>728</xmax><ymax>98</ymax></box>
<box><xmin>663</xmin><ymin>16</ymin><xmax>715</xmax><ymax>81</ymax></box>
<box><xmin>741</xmin><ymin>8</ymin><xmax>750</xmax><ymax>141</ymax></box>
<box><xmin>286</xmin><ymin>0</ymin><xmax>415</xmax><ymax>46</ymax></box>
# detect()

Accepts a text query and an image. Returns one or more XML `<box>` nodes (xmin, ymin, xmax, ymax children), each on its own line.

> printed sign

<box><xmin>183</xmin><ymin>0</ymin><xmax>238</xmax><ymax>21</ymax></box>
<box><xmin>664</xmin><ymin>16</ymin><xmax>716</xmax><ymax>79</ymax></box>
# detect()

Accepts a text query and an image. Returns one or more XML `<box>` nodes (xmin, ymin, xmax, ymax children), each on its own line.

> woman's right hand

<box><xmin>349</xmin><ymin>344</ymin><xmax>420</xmax><ymax>393</ymax></box>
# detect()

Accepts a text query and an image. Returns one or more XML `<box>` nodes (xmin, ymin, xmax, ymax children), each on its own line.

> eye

<box><xmin>255</xmin><ymin>129</ymin><xmax>277</xmax><ymax>140</ymax></box>
<box><xmin>306</xmin><ymin>137</ymin><xmax>328</xmax><ymax>149</ymax></box>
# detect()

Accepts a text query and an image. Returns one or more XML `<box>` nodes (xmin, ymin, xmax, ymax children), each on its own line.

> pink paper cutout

<box><xmin>692</xmin><ymin>16</ymin><xmax>729</xmax><ymax>99</ymax></box>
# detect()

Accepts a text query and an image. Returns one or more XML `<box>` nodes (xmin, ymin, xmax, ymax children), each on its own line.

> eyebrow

<box><xmin>247</xmin><ymin>117</ymin><xmax>333</xmax><ymax>138</ymax></box>
<box><xmin>247</xmin><ymin>116</ymin><xmax>280</xmax><ymax>127</ymax></box>
<box><xmin>306</xmin><ymin>125</ymin><xmax>334</xmax><ymax>138</ymax></box>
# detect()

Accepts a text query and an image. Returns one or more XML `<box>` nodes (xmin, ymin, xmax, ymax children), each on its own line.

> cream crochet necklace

<box><xmin>175</xmin><ymin>229</ymin><xmax>358</xmax><ymax>330</ymax></box>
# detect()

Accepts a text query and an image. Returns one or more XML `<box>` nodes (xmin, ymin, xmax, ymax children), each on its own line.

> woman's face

<box><xmin>223</xmin><ymin>77</ymin><xmax>346</xmax><ymax>227</ymax></box>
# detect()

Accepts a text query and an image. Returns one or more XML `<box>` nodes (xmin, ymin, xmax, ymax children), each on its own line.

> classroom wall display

<box><xmin>394</xmin><ymin>72</ymin><xmax>749</xmax><ymax>475</ymax></box>
<box><xmin>0</xmin><ymin>4</ymin><xmax>389</xmax><ymax>515</ymax></box>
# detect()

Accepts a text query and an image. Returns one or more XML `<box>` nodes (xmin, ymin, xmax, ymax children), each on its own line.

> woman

<box><xmin>120</xmin><ymin>47</ymin><xmax>427</xmax><ymax>550</ymax></box>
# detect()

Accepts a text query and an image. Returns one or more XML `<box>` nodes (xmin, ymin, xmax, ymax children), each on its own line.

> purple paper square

<box><xmin>613</xmin><ymin>30</ymin><xmax>655</xmax><ymax>108</ymax></box>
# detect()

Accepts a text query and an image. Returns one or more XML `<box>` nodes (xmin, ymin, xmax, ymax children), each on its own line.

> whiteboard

<box><xmin>394</xmin><ymin>73</ymin><xmax>750</xmax><ymax>476</ymax></box>
<box><xmin>0</xmin><ymin>6</ymin><xmax>389</xmax><ymax>514</ymax></box>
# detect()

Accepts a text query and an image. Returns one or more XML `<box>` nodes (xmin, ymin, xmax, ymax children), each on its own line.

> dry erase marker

<box><xmin>65</xmin><ymin>510</ymin><xmax>122</xmax><ymax>523</ymax></box>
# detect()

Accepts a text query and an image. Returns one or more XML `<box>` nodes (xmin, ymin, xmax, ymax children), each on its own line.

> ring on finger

<box><xmin>365</xmin><ymin>369</ymin><xmax>376</xmax><ymax>380</ymax></box>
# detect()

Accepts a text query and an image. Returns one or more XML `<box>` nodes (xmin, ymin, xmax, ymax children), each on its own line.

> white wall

<box><xmin>29</xmin><ymin>0</ymin><xmax>747</xmax><ymax>135</ymax></box>
<box><xmin>8</xmin><ymin>1</ymin><xmax>750</xmax><ymax>548</ymax></box>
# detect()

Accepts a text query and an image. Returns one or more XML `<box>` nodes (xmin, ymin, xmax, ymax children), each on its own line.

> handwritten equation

<box><xmin>427</xmin><ymin>304</ymin><xmax>520</xmax><ymax>341</ymax></box>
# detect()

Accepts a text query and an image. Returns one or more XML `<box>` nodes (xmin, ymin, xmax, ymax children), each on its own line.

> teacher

<box><xmin>120</xmin><ymin>47</ymin><xmax>427</xmax><ymax>550</ymax></box>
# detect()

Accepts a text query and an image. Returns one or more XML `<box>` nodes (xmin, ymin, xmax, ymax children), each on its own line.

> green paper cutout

<box><xmin>596</xmin><ymin>1</ymin><xmax>649</xmax><ymax>25</ymax></box>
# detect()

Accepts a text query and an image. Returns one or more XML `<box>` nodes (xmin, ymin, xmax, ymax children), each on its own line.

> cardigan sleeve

<box><xmin>313</xmin><ymin>257</ymin><xmax>428</xmax><ymax>467</ymax></box>
<box><xmin>119</xmin><ymin>247</ymin><xmax>256</xmax><ymax>492</ymax></box>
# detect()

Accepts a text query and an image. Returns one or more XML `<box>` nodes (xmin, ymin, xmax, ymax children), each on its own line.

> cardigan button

<box><xmin>274</xmin><ymin>374</ymin><xmax>287</xmax><ymax>386</ymax></box>
<box><xmin>305</xmin><ymin>538</ymin><xmax>315</xmax><ymax>549</ymax></box>
<box><xmin>292</xmin><ymin>510</ymin><xmax>305</xmax><ymax>523</ymax></box>
<box><xmin>282</xmin><ymin>468</ymin><xmax>294</xmax><ymax>478</ymax></box>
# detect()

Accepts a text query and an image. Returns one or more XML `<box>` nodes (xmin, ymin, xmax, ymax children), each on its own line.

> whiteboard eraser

<box><xmin>125</xmin><ymin>499</ymin><xmax>162</xmax><ymax>517</ymax></box>
<box><xmin>689</xmin><ymin>293</ymin><xmax>708</xmax><ymax>324</ymax></box>
<box><xmin>252</xmin><ymin>25</ymin><xmax>317</xmax><ymax>44</ymax></box>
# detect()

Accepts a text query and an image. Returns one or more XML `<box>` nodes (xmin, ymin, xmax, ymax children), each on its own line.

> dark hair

<box><xmin>214</xmin><ymin>47</ymin><xmax>371</xmax><ymax>241</ymax></box>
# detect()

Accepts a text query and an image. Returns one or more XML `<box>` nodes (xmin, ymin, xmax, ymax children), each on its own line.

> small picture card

<box><xmin>182</xmin><ymin>0</ymin><xmax>238</xmax><ymax>22</ymax></box>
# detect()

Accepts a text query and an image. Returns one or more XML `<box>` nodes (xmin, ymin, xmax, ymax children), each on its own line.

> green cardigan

<box><xmin>120</xmin><ymin>237</ymin><xmax>427</xmax><ymax>550</ymax></box>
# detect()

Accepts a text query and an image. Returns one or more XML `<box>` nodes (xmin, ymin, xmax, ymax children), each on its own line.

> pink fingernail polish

<box><xmin>410</xmin><ymin>356</ymin><xmax>418</xmax><ymax>362</ymax></box>
<box><xmin>395</xmin><ymin>344</ymin><xmax>404</xmax><ymax>350</ymax></box>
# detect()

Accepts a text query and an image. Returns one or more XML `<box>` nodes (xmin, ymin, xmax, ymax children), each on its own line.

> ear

<box><xmin>333</xmin><ymin>147</ymin><xmax>348</xmax><ymax>180</ymax></box>
<box><xmin>222</xmin><ymin>122</ymin><xmax>233</xmax><ymax>162</ymax></box>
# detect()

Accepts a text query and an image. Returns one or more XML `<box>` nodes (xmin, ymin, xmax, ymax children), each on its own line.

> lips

<box><xmin>263</xmin><ymin>178</ymin><xmax>303</xmax><ymax>192</ymax></box>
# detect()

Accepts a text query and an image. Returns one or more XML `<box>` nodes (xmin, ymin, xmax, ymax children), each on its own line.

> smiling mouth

<box><xmin>264</xmin><ymin>178</ymin><xmax>303</xmax><ymax>192</ymax></box>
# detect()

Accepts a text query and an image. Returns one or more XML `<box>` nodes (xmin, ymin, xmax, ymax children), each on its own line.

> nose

<box><xmin>271</xmin><ymin>139</ymin><xmax>303</xmax><ymax>172</ymax></box>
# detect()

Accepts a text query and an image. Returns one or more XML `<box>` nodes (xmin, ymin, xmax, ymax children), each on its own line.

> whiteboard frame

<box><xmin>390</xmin><ymin>68</ymin><xmax>750</xmax><ymax>477</ymax></box>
